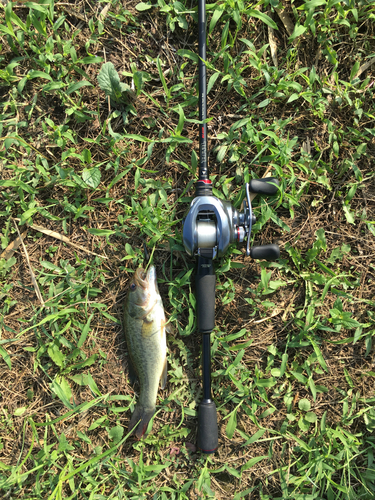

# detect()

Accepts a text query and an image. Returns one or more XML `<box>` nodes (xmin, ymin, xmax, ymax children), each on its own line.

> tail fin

<box><xmin>129</xmin><ymin>404</ymin><xmax>155</xmax><ymax>439</ymax></box>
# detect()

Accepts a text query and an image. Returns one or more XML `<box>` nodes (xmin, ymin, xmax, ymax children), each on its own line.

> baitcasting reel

<box><xmin>183</xmin><ymin>178</ymin><xmax>281</xmax><ymax>261</ymax></box>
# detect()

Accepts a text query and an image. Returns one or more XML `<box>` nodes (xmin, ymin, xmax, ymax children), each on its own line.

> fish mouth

<box><xmin>134</xmin><ymin>266</ymin><xmax>157</xmax><ymax>291</ymax></box>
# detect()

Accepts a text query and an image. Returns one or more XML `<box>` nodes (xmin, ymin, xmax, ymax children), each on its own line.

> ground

<box><xmin>0</xmin><ymin>0</ymin><xmax>375</xmax><ymax>498</ymax></box>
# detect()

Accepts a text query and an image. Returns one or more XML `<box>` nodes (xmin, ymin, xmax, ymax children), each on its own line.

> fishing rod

<box><xmin>182</xmin><ymin>0</ymin><xmax>281</xmax><ymax>453</ymax></box>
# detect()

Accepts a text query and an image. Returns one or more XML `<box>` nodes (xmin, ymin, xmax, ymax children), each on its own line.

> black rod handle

<box><xmin>198</xmin><ymin>399</ymin><xmax>218</xmax><ymax>453</ymax></box>
<box><xmin>195</xmin><ymin>256</ymin><xmax>215</xmax><ymax>333</ymax></box>
<box><xmin>250</xmin><ymin>244</ymin><xmax>280</xmax><ymax>261</ymax></box>
<box><xmin>195</xmin><ymin>256</ymin><xmax>218</xmax><ymax>453</ymax></box>
<box><xmin>248</xmin><ymin>178</ymin><xmax>279</xmax><ymax>196</ymax></box>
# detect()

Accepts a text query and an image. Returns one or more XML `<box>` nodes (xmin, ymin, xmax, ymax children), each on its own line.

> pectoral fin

<box><xmin>165</xmin><ymin>321</ymin><xmax>174</xmax><ymax>334</ymax></box>
<box><xmin>160</xmin><ymin>357</ymin><xmax>167</xmax><ymax>390</ymax></box>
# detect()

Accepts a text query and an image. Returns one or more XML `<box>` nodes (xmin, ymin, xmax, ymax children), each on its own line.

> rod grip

<box><xmin>250</xmin><ymin>244</ymin><xmax>280</xmax><ymax>261</ymax></box>
<box><xmin>197</xmin><ymin>400</ymin><xmax>218</xmax><ymax>453</ymax></box>
<box><xmin>248</xmin><ymin>178</ymin><xmax>279</xmax><ymax>195</ymax></box>
<box><xmin>196</xmin><ymin>273</ymin><xmax>215</xmax><ymax>333</ymax></box>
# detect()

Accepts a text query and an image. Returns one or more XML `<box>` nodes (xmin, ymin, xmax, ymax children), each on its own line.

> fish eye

<box><xmin>130</xmin><ymin>283</ymin><xmax>136</xmax><ymax>291</ymax></box>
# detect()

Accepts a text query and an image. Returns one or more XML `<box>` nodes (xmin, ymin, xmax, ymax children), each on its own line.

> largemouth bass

<box><xmin>123</xmin><ymin>266</ymin><xmax>167</xmax><ymax>439</ymax></box>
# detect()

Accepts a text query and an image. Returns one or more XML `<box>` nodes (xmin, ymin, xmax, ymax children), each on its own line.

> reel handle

<box><xmin>249</xmin><ymin>178</ymin><xmax>279</xmax><ymax>196</ymax></box>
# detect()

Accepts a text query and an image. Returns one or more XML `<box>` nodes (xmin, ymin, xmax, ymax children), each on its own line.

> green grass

<box><xmin>0</xmin><ymin>0</ymin><xmax>375</xmax><ymax>498</ymax></box>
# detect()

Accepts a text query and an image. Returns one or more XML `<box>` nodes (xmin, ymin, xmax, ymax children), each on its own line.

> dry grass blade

<box><xmin>13</xmin><ymin>221</ymin><xmax>44</xmax><ymax>306</ymax></box>
<box><xmin>354</xmin><ymin>56</ymin><xmax>375</xmax><ymax>79</ymax></box>
<box><xmin>275</xmin><ymin>7</ymin><xmax>295</xmax><ymax>37</ymax></box>
<box><xmin>268</xmin><ymin>25</ymin><xmax>278</xmax><ymax>68</ymax></box>
<box><xmin>302</xmin><ymin>137</ymin><xmax>311</xmax><ymax>155</ymax></box>
<box><xmin>98</xmin><ymin>3</ymin><xmax>111</xmax><ymax>22</ymax></box>
<box><xmin>0</xmin><ymin>230</ymin><xmax>28</xmax><ymax>260</ymax></box>
<box><xmin>301</xmin><ymin>137</ymin><xmax>312</xmax><ymax>170</ymax></box>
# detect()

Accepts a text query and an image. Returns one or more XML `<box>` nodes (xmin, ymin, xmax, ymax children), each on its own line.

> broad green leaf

<box><xmin>309</xmin><ymin>337</ymin><xmax>328</xmax><ymax>372</ymax></box>
<box><xmin>316</xmin><ymin>227</ymin><xmax>327</xmax><ymax>251</ymax></box>
<box><xmin>258</xmin><ymin>98</ymin><xmax>271</xmax><ymax>108</ymax></box>
<box><xmin>298</xmin><ymin>416</ymin><xmax>310</xmax><ymax>432</ymax></box>
<box><xmin>28</xmin><ymin>70</ymin><xmax>52</xmax><ymax>81</ymax></box>
<box><xmin>217</xmin><ymin>145</ymin><xmax>228</xmax><ymax>162</ymax></box>
<box><xmin>43</xmin><ymin>81</ymin><xmax>66</xmax><ymax>92</ymax></box>
<box><xmin>98</xmin><ymin>62</ymin><xmax>124</xmax><ymax>101</ymax></box>
<box><xmin>291</xmin><ymin>371</ymin><xmax>308</xmax><ymax>384</ymax></box>
<box><xmin>78</xmin><ymin>314</ymin><xmax>93</xmax><ymax>348</ymax></box>
<box><xmin>350</xmin><ymin>60</ymin><xmax>360</xmax><ymax>82</ymax></box>
<box><xmin>135</xmin><ymin>2</ymin><xmax>152</xmax><ymax>10</ymax></box>
<box><xmin>308</xmin><ymin>377</ymin><xmax>317</xmax><ymax>401</ymax></box>
<box><xmin>14</xmin><ymin>407</ymin><xmax>27</xmax><ymax>417</ymax></box>
<box><xmin>305</xmin><ymin>411</ymin><xmax>317</xmax><ymax>423</ymax></box>
<box><xmin>241</xmin><ymin>456</ymin><xmax>268</xmax><ymax>472</ymax></box>
<box><xmin>40</xmin><ymin>261</ymin><xmax>63</xmax><ymax>273</ymax></box>
<box><xmin>177</xmin><ymin>49</ymin><xmax>199</xmax><ymax>63</ymax></box>
<box><xmin>209</xmin><ymin>5</ymin><xmax>224</xmax><ymax>34</ymax></box>
<box><xmin>57</xmin><ymin>376</ymin><xmax>72</xmax><ymax>402</ymax></box>
<box><xmin>247</xmin><ymin>9</ymin><xmax>277</xmax><ymax>29</ymax></box>
<box><xmin>289</xmin><ymin>24</ymin><xmax>307</xmax><ymax>41</ymax></box>
<box><xmin>226</xmin><ymin>409</ymin><xmax>237</xmax><ymax>439</ymax></box>
<box><xmin>87</xmin><ymin>228</ymin><xmax>115</xmax><ymax>236</ymax></box>
<box><xmin>48</xmin><ymin>343</ymin><xmax>65</xmax><ymax>368</ymax></box>
<box><xmin>66</xmin><ymin>354</ymin><xmax>98</xmax><ymax>373</ymax></box>
<box><xmin>287</xmin><ymin>93</ymin><xmax>300</xmax><ymax>103</ymax></box>
<box><xmin>343</xmin><ymin>205</ymin><xmax>355</xmax><ymax>224</ymax></box>
<box><xmin>298</xmin><ymin>398</ymin><xmax>311</xmax><ymax>411</ymax></box>
<box><xmin>77</xmin><ymin>430</ymin><xmax>92</xmax><ymax>444</ymax></box>
<box><xmin>299</xmin><ymin>0</ymin><xmax>327</xmax><ymax>9</ymax></box>
<box><xmin>256</xmin><ymin>378</ymin><xmax>276</xmax><ymax>388</ymax></box>
<box><xmin>108</xmin><ymin>425</ymin><xmax>124</xmax><ymax>444</ymax></box>
<box><xmin>280</xmin><ymin>353</ymin><xmax>288</xmax><ymax>377</ymax></box>
<box><xmin>80</xmin><ymin>56</ymin><xmax>104</xmax><ymax>64</ymax></box>
<box><xmin>67</xmin><ymin>80</ymin><xmax>93</xmax><ymax>95</ymax></box>
<box><xmin>0</xmin><ymin>346</ymin><xmax>11</xmax><ymax>369</ymax></box>
<box><xmin>7</xmin><ymin>9</ymin><xmax>26</xmax><ymax>32</ymax></box>
<box><xmin>24</xmin><ymin>2</ymin><xmax>49</xmax><ymax>13</ymax></box>
<box><xmin>123</xmin><ymin>133</ymin><xmax>153</xmax><ymax>142</ymax></box>
<box><xmin>242</xmin><ymin>428</ymin><xmax>266</xmax><ymax>446</ymax></box>
<box><xmin>51</xmin><ymin>379</ymin><xmax>73</xmax><ymax>409</ymax></box>
<box><xmin>0</xmin><ymin>25</ymin><xmax>14</xmax><ymax>36</ymax></box>
<box><xmin>175</xmin><ymin>105</ymin><xmax>185</xmax><ymax>136</ymax></box>
<box><xmin>86</xmin><ymin>373</ymin><xmax>101</xmax><ymax>397</ymax></box>
<box><xmin>69</xmin><ymin>374</ymin><xmax>87</xmax><ymax>386</ymax></box>
<box><xmin>157</xmin><ymin>56</ymin><xmax>169</xmax><ymax>97</ymax></box>
<box><xmin>207</xmin><ymin>72</ymin><xmax>220</xmax><ymax>94</ymax></box>
<box><xmin>20</xmin><ymin>207</ymin><xmax>38</xmax><ymax>225</ymax></box>
<box><xmin>82</xmin><ymin>167</ymin><xmax>101</xmax><ymax>189</ymax></box>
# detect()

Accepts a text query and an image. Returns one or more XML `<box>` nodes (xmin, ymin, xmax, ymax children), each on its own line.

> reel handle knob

<box><xmin>249</xmin><ymin>178</ymin><xmax>279</xmax><ymax>196</ymax></box>
<box><xmin>250</xmin><ymin>244</ymin><xmax>280</xmax><ymax>261</ymax></box>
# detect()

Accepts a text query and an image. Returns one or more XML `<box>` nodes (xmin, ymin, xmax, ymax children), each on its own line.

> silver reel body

<box><xmin>183</xmin><ymin>184</ymin><xmax>254</xmax><ymax>259</ymax></box>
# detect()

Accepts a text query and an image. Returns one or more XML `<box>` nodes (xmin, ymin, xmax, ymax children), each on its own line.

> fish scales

<box><xmin>123</xmin><ymin>266</ymin><xmax>167</xmax><ymax>438</ymax></box>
